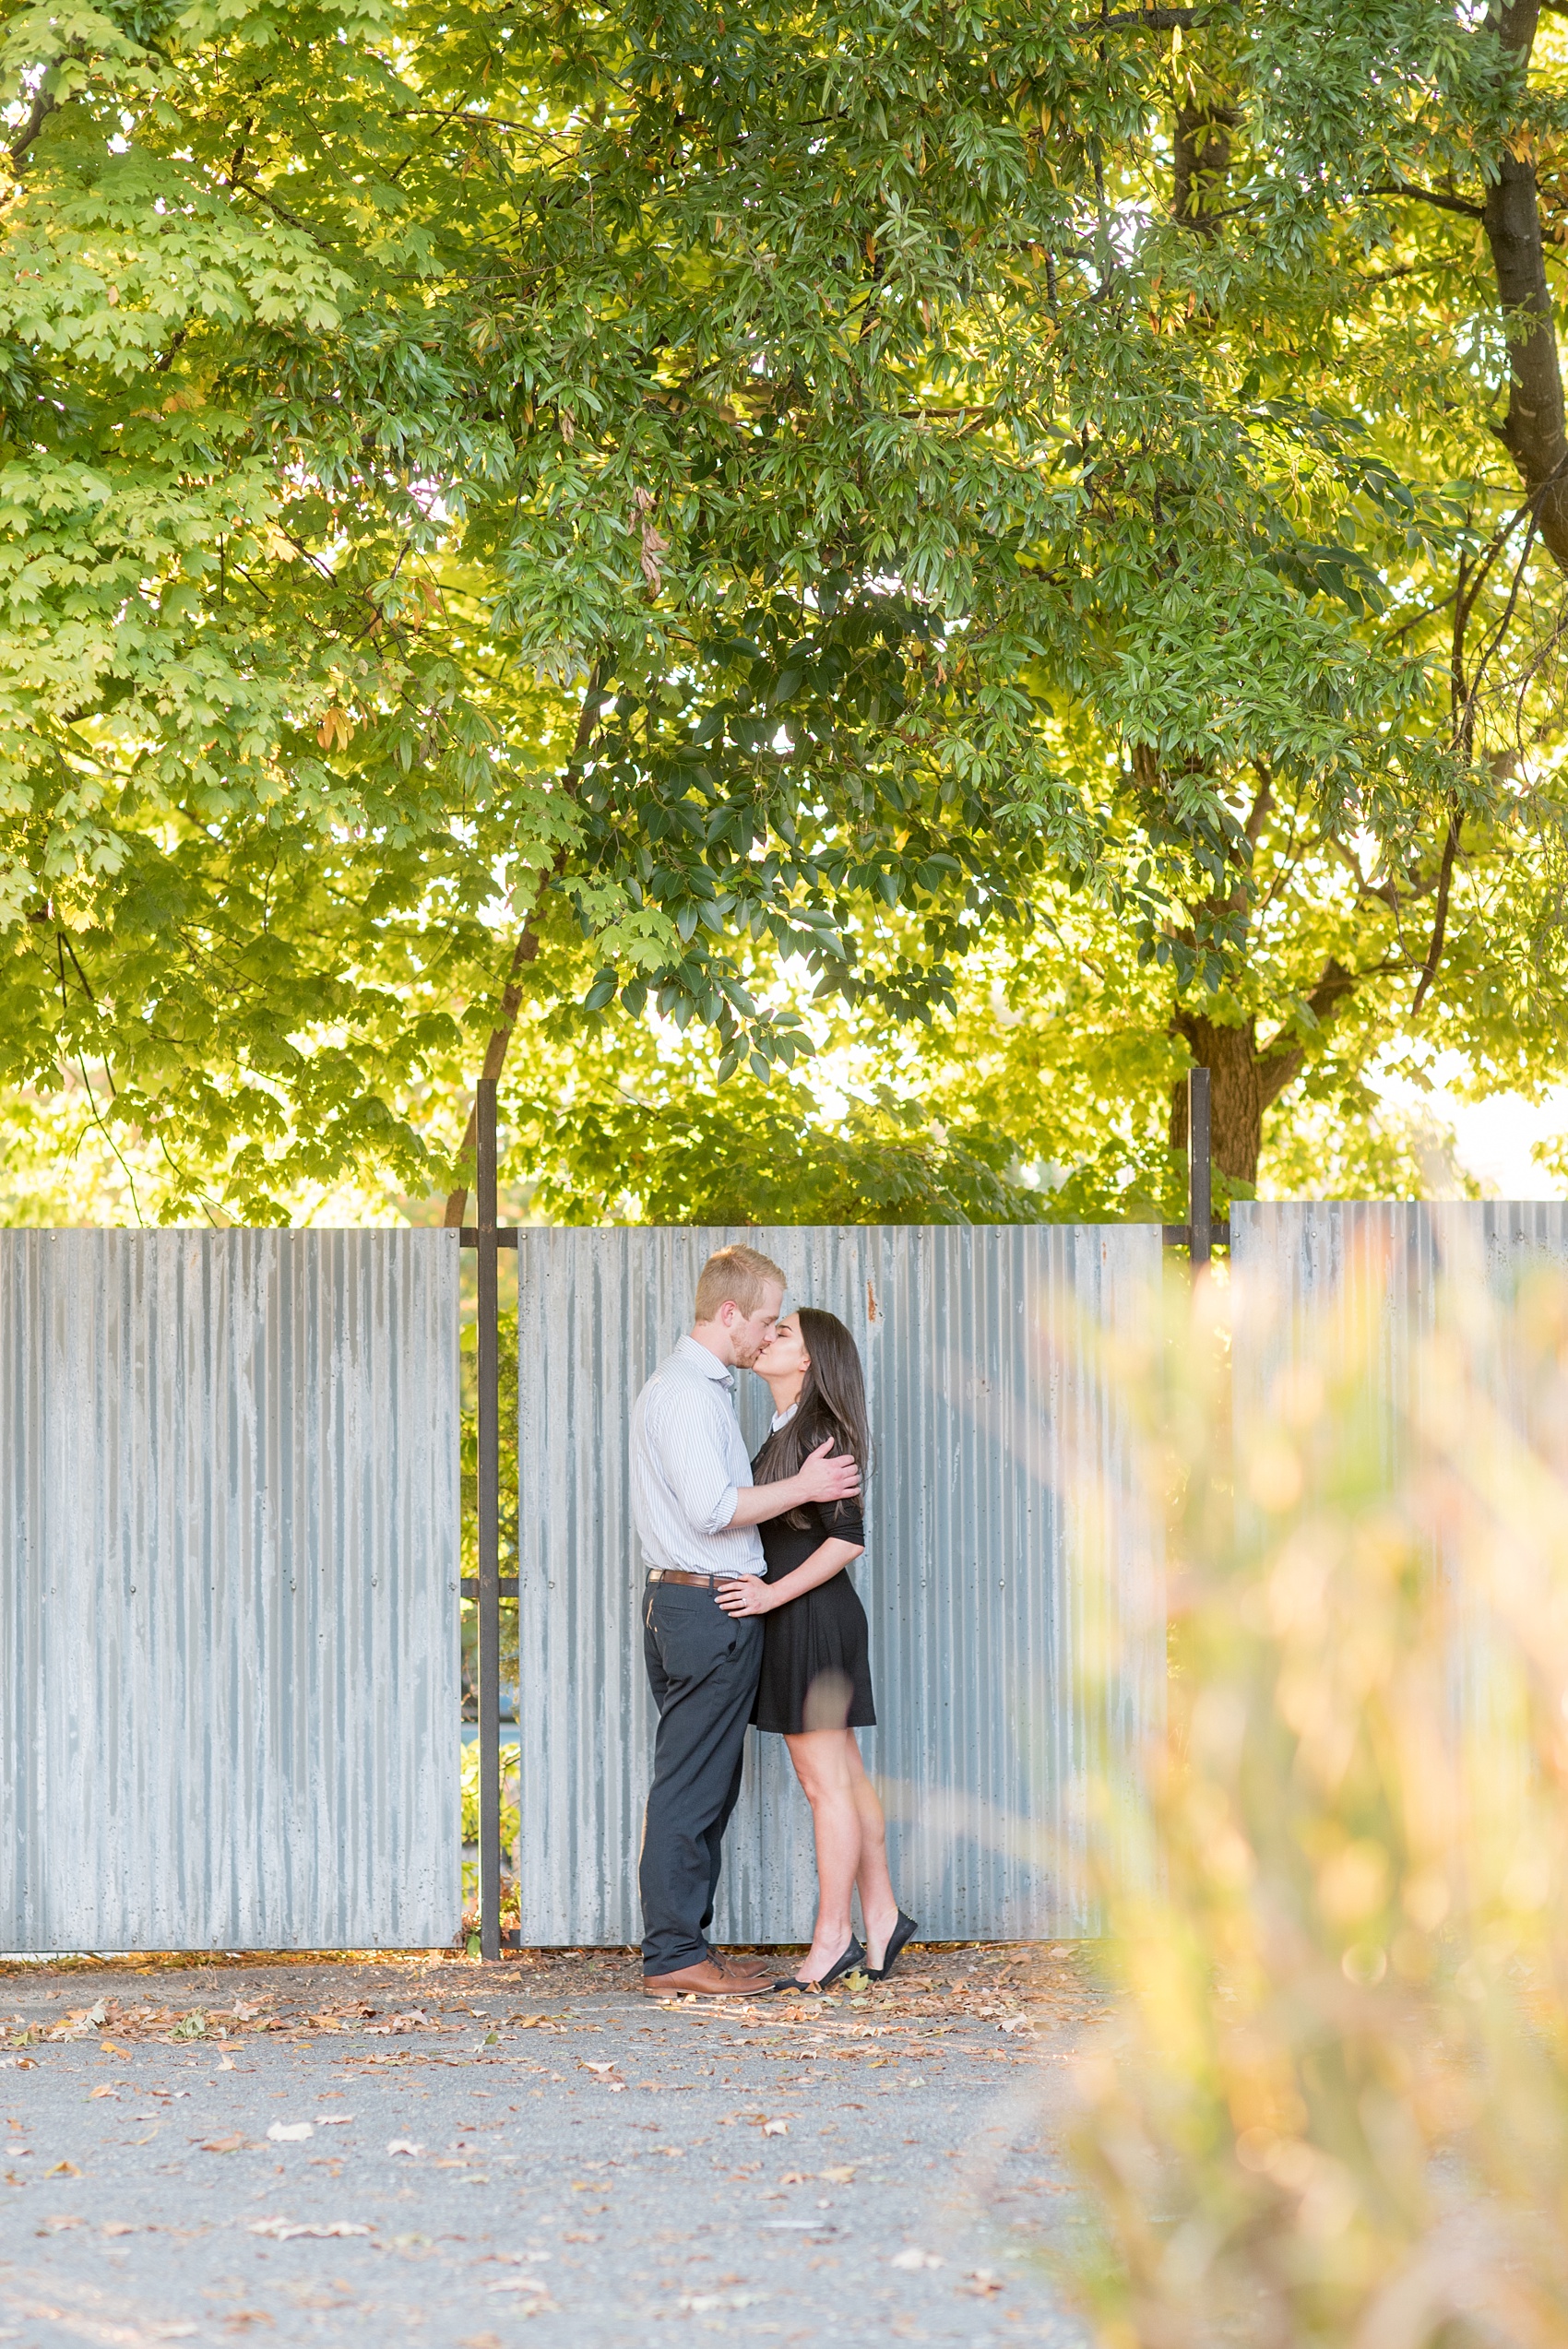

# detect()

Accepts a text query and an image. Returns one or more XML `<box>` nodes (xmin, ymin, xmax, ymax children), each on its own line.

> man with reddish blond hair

<box><xmin>633</xmin><ymin>1245</ymin><xmax>861</xmax><ymax>1997</ymax></box>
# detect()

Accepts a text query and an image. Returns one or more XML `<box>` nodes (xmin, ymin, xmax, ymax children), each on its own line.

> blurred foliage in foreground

<box><xmin>1078</xmin><ymin>1252</ymin><xmax>1568</xmax><ymax>2346</ymax></box>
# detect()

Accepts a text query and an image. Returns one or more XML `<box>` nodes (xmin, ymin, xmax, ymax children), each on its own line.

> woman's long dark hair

<box><xmin>753</xmin><ymin>1308</ymin><xmax>871</xmax><ymax>1529</ymax></box>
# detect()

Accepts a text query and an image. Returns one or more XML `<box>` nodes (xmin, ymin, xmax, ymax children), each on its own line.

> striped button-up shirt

<box><xmin>630</xmin><ymin>1335</ymin><xmax>766</xmax><ymax>1579</ymax></box>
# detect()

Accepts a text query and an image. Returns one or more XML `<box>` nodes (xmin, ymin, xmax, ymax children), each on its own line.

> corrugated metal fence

<box><xmin>0</xmin><ymin>1231</ymin><xmax>460</xmax><ymax>1953</ymax></box>
<box><xmin>514</xmin><ymin>1225</ymin><xmax>1167</xmax><ymax>1945</ymax></box>
<box><xmin>20</xmin><ymin>1206</ymin><xmax>1564</xmax><ymax>1954</ymax></box>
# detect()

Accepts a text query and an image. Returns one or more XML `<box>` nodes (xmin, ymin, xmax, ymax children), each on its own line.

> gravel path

<box><xmin>0</xmin><ymin>1946</ymin><xmax>1103</xmax><ymax>2349</ymax></box>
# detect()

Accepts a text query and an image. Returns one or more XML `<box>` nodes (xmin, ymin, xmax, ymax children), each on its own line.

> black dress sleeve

<box><xmin>815</xmin><ymin>1490</ymin><xmax>865</xmax><ymax>1549</ymax></box>
<box><xmin>790</xmin><ymin>1411</ymin><xmax>864</xmax><ymax>1548</ymax></box>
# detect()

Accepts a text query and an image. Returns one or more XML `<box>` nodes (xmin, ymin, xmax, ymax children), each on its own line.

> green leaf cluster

<box><xmin>3</xmin><ymin>0</ymin><xmax>1567</xmax><ymax>1220</ymax></box>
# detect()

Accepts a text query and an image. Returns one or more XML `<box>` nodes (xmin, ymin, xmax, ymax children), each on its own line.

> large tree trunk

<box><xmin>1483</xmin><ymin>1</ymin><xmax>1568</xmax><ymax>570</ymax></box>
<box><xmin>1172</xmin><ymin>101</ymin><xmax>1237</xmax><ymax>236</ymax></box>
<box><xmin>1170</xmin><ymin>1011</ymin><xmax>1266</xmax><ymax>1185</ymax></box>
<box><xmin>1169</xmin><ymin>962</ymin><xmax>1356</xmax><ymax>1191</ymax></box>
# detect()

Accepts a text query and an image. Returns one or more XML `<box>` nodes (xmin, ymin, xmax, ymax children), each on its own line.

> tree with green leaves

<box><xmin>3</xmin><ymin>1</ymin><xmax>1566</xmax><ymax>1228</ymax></box>
<box><xmin>1057</xmin><ymin>0</ymin><xmax>1568</xmax><ymax>1194</ymax></box>
<box><xmin>0</xmin><ymin>0</ymin><xmax>1085</xmax><ymax>1221</ymax></box>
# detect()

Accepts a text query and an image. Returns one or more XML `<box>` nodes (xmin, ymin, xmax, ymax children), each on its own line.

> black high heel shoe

<box><xmin>773</xmin><ymin>1937</ymin><xmax>865</xmax><ymax>1993</ymax></box>
<box><xmin>867</xmin><ymin>1910</ymin><xmax>919</xmax><ymax>1981</ymax></box>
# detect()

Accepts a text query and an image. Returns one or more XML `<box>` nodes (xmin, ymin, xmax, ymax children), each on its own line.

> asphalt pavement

<box><xmin>0</xmin><ymin>1945</ymin><xmax>1103</xmax><ymax>2349</ymax></box>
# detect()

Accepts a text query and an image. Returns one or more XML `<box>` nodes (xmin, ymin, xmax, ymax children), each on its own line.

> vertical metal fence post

<box><xmin>476</xmin><ymin>1078</ymin><xmax>502</xmax><ymax>1963</ymax></box>
<box><xmin>1188</xmin><ymin>1066</ymin><xmax>1212</xmax><ymax>1272</ymax></box>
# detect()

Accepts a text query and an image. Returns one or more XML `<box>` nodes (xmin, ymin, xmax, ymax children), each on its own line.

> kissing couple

<box><xmin>632</xmin><ymin>1244</ymin><xmax>919</xmax><ymax>1997</ymax></box>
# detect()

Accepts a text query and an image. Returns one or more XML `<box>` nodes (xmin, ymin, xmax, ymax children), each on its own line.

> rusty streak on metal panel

<box><xmin>513</xmin><ymin>1226</ymin><xmax>1166</xmax><ymax>1944</ymax></box>
<box><xmin>0</xmin><ymin>1231</ymin><xmax>461</xmax><ymax>1952</ymax></box>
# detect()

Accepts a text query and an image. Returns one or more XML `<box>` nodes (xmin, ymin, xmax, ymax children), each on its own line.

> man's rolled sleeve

<box><xmin>698</xmin><ymin>1480</ymin><xmax>740</xmax><ymax>1536</ymax></box>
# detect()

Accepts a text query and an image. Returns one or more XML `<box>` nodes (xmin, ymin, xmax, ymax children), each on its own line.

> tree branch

<box><xmin>1324</xmin><ymin>832</ymin><xmax>1404</xmax><ymax>908</ymax></box>
<box><xmin>1073</xmin><ymin>6</ymin><xmax>1233</xmax><ymax>28</ymax></box>
<box><xmin>1242</xmin><ymin>763</ymin><xmax>1274</xmax><ymax>848</ymax></box>
<box><xmin>442</xmin><ymin>669</ymin><xmax>605</xmax><ymax>1226</ymax></box>
<box><xmin>1370</xmin><ymin>181</ymin><xmax>1485</xmax><ymax>220</ymax></box>
<box><xmin>1256</xmin><ymin>958</ymin><xmax>1358</xmax><ymax>1108</ymax></box>
<box><xmin>229</xmin><ymin>171</ymin><xmax>335</xmax><ymax>253</ymax></box>
<box><xmin>1411</xmin><ymin>813</ymin><xmax>1461</xmax><ymax>1014</ymax></box>
<box><xmin>7</xmin><ymin>83</ymin><xmax>59</xmax><ymax>172</ymax></box>
<box><xmin>1479</xmin><ymin>1</ymin><xmax>1568</xmax><ymax>570</ymax></box>
<box><xmin>440</xmin><ymin>898</ymin><xmax>549</xmax><ymax>1228</ymax></box>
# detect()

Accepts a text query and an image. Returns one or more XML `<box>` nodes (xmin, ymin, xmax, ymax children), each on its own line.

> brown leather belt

<box><xmin>647</xmin><ymin>1568</ymin><xmax>742</xmax><ymax>1590</ymax></box>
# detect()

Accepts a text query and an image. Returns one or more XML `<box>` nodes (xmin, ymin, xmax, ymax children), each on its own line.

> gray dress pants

<box><xmin>640</xmin><ymin>1580</ymin><xmax>765</xmax><ymax>1976</ymax></box>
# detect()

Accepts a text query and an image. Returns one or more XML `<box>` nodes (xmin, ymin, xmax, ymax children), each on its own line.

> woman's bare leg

<box><xmin>845</xmin><ymin>1734</ymin><xmax>900</xmax><ymax>1967</ymax></box>
<box><xmin>783</xmin><ymin>1728</ymin><xmax>861</xmax><ymax>1979</ymax></box>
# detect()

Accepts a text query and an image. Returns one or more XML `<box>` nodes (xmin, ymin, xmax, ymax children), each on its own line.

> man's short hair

<box><xmin>694</xmin><ymin>1243</ymin><xmax>787</xmax><ymax>1324</ymax></box>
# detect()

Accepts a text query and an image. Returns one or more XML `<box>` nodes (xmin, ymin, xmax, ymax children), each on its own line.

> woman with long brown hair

<box><xmin>716</xmin><ymin>1308</ymin><xmax>917</xmax><ymax>1988</ymax></box>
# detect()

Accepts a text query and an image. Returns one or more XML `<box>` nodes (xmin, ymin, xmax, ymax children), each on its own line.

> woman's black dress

<box><xmin>751</xmin><ymin>1442</ymin><xmax>875</xmax><ymax>1736</ymax></box>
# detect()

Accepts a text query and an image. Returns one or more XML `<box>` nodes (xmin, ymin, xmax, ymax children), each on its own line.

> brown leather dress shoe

<box><xmin>710</xmin><ymin>1950</ymin><xmax>774</xmax><ymax>1986</ymax></box>
<box><xmin>642</xmin><ymin>1959</ymin><xmax>754</xmax><ymax>1999</ymax></box>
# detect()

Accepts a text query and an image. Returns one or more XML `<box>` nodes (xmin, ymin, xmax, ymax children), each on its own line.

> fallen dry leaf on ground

<box><xmin>47</xmin><ymin>2000</ymin><xmax>109</xmax><ymax>2040</ymax></box>
<box><xmin>249</xmin><ymin>2218</ymin><xmax>371</xmax><ymax>2241</ymax></box>
<box><xmin>14</xmin><ymin>2302</ymin><xmax>194</xmax><ymax>2341</ymax></box>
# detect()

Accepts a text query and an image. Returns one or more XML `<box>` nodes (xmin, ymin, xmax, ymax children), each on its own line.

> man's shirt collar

<box><xmin>676</xmin><ymin>1333</ymin><xmax>736</xmax><ymax>1391</ymax></box>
